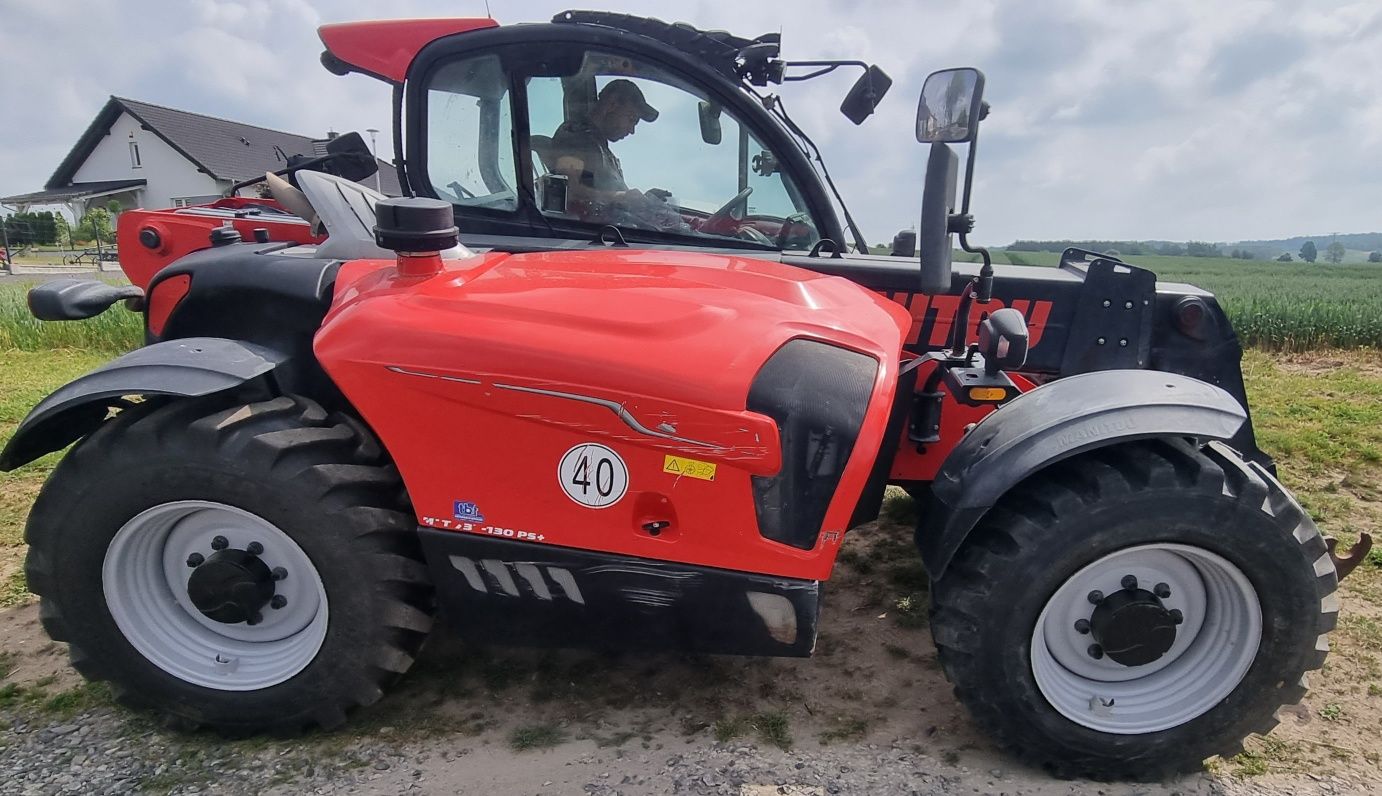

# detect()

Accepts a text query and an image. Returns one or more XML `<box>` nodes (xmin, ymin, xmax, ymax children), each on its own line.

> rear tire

<box><xmin>929</xmin><ymin>438</ymin><xmax>1337</xmax><ymax>779</ymax></box>
<box><xmin>24</xmin><ymin>395</ymin><xmax>434</xmax><ymax>733</ymax></box>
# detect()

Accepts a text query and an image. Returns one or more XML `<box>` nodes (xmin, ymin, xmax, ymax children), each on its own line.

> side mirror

<box><xmin>918</xmin><ymin>143</ymin><xmax>959</xmax><ymax>293</ymax></box>
<box><xmin>319</xmin><ymin>132</ymin><xmax>379</xmax><ymax>182</ymax></box>
<box><xmin>916</xmin><ymin>68</ymin><xmax>985</xmax><ymax>144</ymax></box>
<box><xmin>698</xmin><ymin>101</ymin><xmax>723</xmax><ymax>145</ymax></box>
<box><xmin>978</xmin><ymin>308</ymin><xmax>1029</xmax><ymax>376</ymax></box>
<box><xmin>840</xmin><ymin>65</ymin><xmax>892</xmax><ymax>125</ymax></box>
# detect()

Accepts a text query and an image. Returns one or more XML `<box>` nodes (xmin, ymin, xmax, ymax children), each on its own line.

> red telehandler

<box><xmin>3</xmin><ymin>11</ymin><xmax>1367</xmax><ymax>779</ymax></box>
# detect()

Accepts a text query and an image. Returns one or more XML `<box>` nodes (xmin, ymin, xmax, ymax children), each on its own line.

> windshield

<box><xmin>423</xmin><ymin>46</ymin><xmax>819</xmax><ymax>249</ymax></box>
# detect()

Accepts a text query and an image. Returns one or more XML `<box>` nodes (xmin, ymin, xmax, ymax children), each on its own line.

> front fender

<box><xmin>917</xmin><ymin>370</ymin><xmax>1247</xmax><ymax>578</ymax></box>
<box><xmin>0</xmin><ymin>337</ymin><xmax>287</xmax><ymax>470</ymax></box>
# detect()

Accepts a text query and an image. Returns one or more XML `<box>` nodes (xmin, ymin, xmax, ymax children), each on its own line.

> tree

<box><xmin>1324</xmin><ymin>241</ymin><xmax>1346</xmax><ymax>264</ymax></box>
<box><xmin>74</xmin><ymin>207</ymin><xmax>113</xmax><ymax>244</ymax></box>
<box><xmin>1369</xmin><ymin>251</ymin><xmax>1382</xmax><ymax>263</ymax></box>
<box><xmin>1277</xmin><ymin>253</ymin><xmax>1292</xmax><ymax>262</ymax></box>
<box><xmin>2</xmin><ymin>211</ymin><xmax>60</xmax><ymax>246</ymax></box>
<box><xmin>1185</xmin><ymin>241</ymin><xmax>1222</xmax><ymax>257</ymax></box>
<box><xmin>53</xmin><ymin>213</ymin><xmax>71</xmax><ymax>248</ymax></box>
<box><xmin>1299</xmin><ymin>241</ymin><xmax>1317</xmax><ymax>263</ymax></box>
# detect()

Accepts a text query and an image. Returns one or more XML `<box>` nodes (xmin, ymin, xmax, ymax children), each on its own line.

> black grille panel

<box><xmin>747</xmin><ymin>340</ymin><xmax>878</xmax><ymax>549</ymax></box>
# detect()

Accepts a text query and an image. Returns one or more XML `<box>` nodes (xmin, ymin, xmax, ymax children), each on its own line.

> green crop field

<box><xmin>977</xmin><ymin>250</ymin><xmax>1382</xmax><ymax>351</ymax></box>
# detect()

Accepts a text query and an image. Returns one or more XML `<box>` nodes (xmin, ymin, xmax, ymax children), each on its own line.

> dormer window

<box><xmin>129</xmin><ymin>141</ymin><xmax>142</xmax><ymax>168</ymax></box>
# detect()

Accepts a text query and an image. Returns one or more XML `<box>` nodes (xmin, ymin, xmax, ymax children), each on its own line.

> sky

<box><xmin>1</xmin><ymin>0</ymin><xmax>1379</xmax><ymax>245</ymax></box>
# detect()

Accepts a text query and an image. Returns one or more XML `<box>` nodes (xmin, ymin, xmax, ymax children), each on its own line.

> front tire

<box><xmin>930</xmin><ymin>438</ymin><xmax>1337</xmax><ymax>779</ymax></box>
<box><xmin>24</xmin><ymin>395</ymin><xmax>434</xmax><ymax>733</ymax></box>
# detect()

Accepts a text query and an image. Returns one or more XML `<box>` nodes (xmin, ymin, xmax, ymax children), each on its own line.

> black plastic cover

<box><xmin>0</xmin><ymin>337</ymin><xmax>286</xmax><ymax>471</ymax></box>
<box><xmin>747</xmin><ymin>340</ymin><xmax>877</xmax><ymax>549</ymax></box>
<box><xmin>27</xmin><ymin>279</ymin><xmax>143</xmax><ymax>322</ymax></box>
<box><xmin>552</xmin><ymin>10</ymin><xmax>765</xmax><ymax>83</ymax></box>
<box><xmin>419</xmin><ymin>530</ymin><xmax>820</xmax><ymax>656</ymax></box>
<box><xmin>917</xmin><ymin>370</ymin><xmax>1247</xmax><ymax>577</ymax></box>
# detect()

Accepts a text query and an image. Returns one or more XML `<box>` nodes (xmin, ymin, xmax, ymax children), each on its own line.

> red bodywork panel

<box><xmin>887</xmin><ymin>360</ymin><xmax>1037</xmax><ymax>482</ymax></box>
<box><xmin>117</xmin><ymin>199</ymin><xmax>321</xmax><ymax>290</ymax></box>
<box><xmin>318</xmin><ymin>18</ymin><xmax>498</xmax><ymax>83</ymax></box>
<box><xmin>315</xmin><ymin>249</ymin><xmax>911</xmax><ymax>581</ymax></box>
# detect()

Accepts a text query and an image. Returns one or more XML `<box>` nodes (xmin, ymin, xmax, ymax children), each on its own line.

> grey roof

<box><xmin>1</xmin><ymin>179</ymin><xmax>146</xmax><ymax>205</ymax></box>
<box><xmin>46</xmin><ymin>97</ymin><xmax>401</xmax><ymax>196</ymax></box>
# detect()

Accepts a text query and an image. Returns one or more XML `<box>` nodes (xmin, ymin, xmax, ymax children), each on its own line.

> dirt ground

<box><xmin>0</xmin><ymin>507</ymin><xmax>1378</xmax><ymax>794</ymax></box>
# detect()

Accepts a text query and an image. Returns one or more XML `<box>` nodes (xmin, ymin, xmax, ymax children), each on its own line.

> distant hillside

<box><xmin>1005</xmin><ymin>234</ymin><xmax>1382</xmax><ymax>263</ymax></box>
<box><xmin>1227</xmin><ymin>233</ymin><xmax>1382</xmax><ymax>260</ymax></box>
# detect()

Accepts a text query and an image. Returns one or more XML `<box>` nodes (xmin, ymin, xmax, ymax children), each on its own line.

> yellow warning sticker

<box><xmin>663</xmin><ymin>455</ymin><xmax>717</xmax><ymax>481</ymax></box>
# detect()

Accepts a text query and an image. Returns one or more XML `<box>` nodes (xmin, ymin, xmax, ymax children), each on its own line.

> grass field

<box><xmin>0</xmin><ymin>283</ymin><xmax>141</xmax><ymax>353</ymax></box>
<box><xmin>976</xmin><ymin>249</ymin><xmax>1382</xmax><ymax>351</ymax></box>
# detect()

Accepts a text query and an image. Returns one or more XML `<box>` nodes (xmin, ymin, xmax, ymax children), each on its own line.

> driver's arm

<box><xmin>553</xmin><ymin>153</ymin><xmax>643</xmax><ymax>207</ymax></box>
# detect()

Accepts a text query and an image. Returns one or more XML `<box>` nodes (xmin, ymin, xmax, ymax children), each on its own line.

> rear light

<box><xmin>146</xmin><ymin>274</ymin><xmax>191</xmax><ymax>337</ymax></box>
<box><xmin>1173</xmin><ymin>296</ymin><xmax>1209</xmax><ymax>340</ymax></box>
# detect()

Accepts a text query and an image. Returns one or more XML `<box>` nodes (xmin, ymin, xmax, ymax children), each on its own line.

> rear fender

<box><xmin>917</xmin><ymin>370</ymin><xmax>1247</xmax><ymax>578</ymax></box>
<box><xmin>0</xmin><ymin>337</ymin><xmax>287</xmax><ymax>470</ymax></box>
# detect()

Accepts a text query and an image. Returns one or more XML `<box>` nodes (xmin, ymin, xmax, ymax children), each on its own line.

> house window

<box><xmin>129</xmin><ymin>141</ymin><xmax>142</xmax><ymax>168</ymax></box>
<box><xmin>171</xmin><ymin>196</ymin><xmax>220</xmax><ymax>208</ymax></box>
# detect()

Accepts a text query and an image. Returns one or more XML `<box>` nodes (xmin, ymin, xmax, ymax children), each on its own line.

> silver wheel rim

<box><xmin>1030</xmin><ymin>544</ymin><xmax>1262</xmax><ymax>734</ymax></box>
<box><xmin>103</xmin><ymin>501</ymin><xmax>328</xmax><ymax>691</ymax></box>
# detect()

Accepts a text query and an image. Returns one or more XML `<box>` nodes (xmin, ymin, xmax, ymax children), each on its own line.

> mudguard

<box><xmin>918</xmin><ymin>369</ymin><xmax>1247</xmax><ymax>578</ymax></box>
<box><xmin>0</xmin><ymin>337</ymin><xmax>287</xmax><ymax>470</ymax></box>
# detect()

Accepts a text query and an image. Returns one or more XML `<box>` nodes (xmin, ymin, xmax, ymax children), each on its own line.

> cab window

<box><xmin>525</xmin><ymin>49</ymin><xmax>817</xmax><ymax>247</ymax></box>
<box><xmin>425</xmin><ymin>54</ymin><xmax>518</xmax><ymax>211</ymax></box>
<box><xmin>420</xmin><ymin>45</ymin><xmax>818</xmax><ymax>249</ymax></box>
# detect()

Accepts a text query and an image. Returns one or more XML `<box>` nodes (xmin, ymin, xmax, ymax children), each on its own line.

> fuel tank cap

<box><xmin>374</xmin><ymin>197</ymin><xmax>460</xmax><ymax>253</ymax></box>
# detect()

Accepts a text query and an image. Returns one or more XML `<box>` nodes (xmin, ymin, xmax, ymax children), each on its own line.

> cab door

<box><xmin>403</xmin><ymin>24</ymin><xmax>846</xmax><ymax>248</ymax></box>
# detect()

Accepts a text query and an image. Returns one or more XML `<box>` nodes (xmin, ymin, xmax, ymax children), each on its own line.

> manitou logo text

<box><xmin>883</xmin><ymin>292</ymin><xmax>1054</xmax><ymax>349</ymax></box>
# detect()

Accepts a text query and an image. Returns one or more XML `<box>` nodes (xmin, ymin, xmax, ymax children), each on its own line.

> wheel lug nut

<box><xmin>271</xmin><ymin>567</ymin><xmax>288</xmax><ymax>581</ymax></box>
<box><xmin>246</xmin><ymin>541</ymin><xmax>264</xmax><ymax>556</ymax></box>
<box><xmin>1073</xmin><ymin>619</ymin><xmax>1091</xmax><ymax>635</ymax></box>
<box><xmin>1087</xmin><ymin>590</ymin><xmax>1104</xmax><ymax>605</ymax></box>
<box><xmin>247</xmin><ymin>612</ymin><xmax>263</xmax><ymax>626</ymax></box>
<box><xmin>1169</xmin><ymin>608</ymin><xmax>1184</xmax><ymax>625</ymax></box>
<box><xmin>186</xmin><ymin>553</ymin><xmax>204</xmax><ymax>568</ymax></box>
<box><xmin>270</xmin><ymin>595</ymin><xmax>287</xmax><ymax>610</ymax></box>
<box><xmin>1121</xmin><ymin>574</ymin><xmax>1138</xmax><ymax>590</ymax></box>
<box><xmin>1154</xmin><ymin>582</ymin><xmax>1171</xmax><ymax>598</ymax></box>
<box><xmin>210</xmin><ymin>535</ymin><xmax>228</xmax><ymax>551</ymax></box>
<box><xmin>1087</xmin><ymin>644</ymin><xmax>1104</xmax><ymax>660</ymax></box>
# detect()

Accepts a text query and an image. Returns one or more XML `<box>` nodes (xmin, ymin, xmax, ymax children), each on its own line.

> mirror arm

<box><xmin>226</xmin><ymin>153</ymin><xmax>334</xmax><ymax>197</ymax></box>
<box><xmin>781</xmin><ymin>60</ymin><xmax>868</xmax><ymax>82</ymax></box>
<box><xmin>955</xmin><ymin>134</ymin><xmax>994</xmax><ymax>302</ymax></box>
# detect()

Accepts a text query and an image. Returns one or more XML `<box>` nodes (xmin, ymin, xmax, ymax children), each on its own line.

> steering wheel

<box><xmin>699</xmin><ymin>186</ymin><xmax>753</xmax><ymax>235</ymax></box>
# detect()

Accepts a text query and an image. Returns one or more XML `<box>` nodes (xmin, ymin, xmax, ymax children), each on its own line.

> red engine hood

<box><xmin>323</xmin><ymin>248</ymin><xmax>911</xmax><ymax>413</ymax></box>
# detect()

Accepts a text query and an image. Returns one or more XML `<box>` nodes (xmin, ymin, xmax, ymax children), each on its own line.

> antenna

<box><xmin>484</xmin><ymin>0</ymin><xmax>492</xmax><ymax>17</ymax></box>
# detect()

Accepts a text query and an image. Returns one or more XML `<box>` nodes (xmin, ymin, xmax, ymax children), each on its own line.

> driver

<box><xmin>549</xmin><ymin>79</ymin><xmax>659</xmax><ymax>207</ymax></box>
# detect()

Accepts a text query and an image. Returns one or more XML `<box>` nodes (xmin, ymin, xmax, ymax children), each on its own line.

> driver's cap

<box><xmin>601</xmin><ymin>79</ymin><xmax>659</xmax><ymax>122</ymax></box>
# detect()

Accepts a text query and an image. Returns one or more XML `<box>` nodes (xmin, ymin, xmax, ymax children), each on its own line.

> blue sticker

<box><xmin>453</xmin><ymin>500</ymin><xmax>485</xmax><ymax>523</ymax></box>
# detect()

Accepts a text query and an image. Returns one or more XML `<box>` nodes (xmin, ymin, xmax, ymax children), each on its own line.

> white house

<box><xmin>1</xmin><ymin>96</ymin><xmax>399</xmax><ymax>220</ymax></box>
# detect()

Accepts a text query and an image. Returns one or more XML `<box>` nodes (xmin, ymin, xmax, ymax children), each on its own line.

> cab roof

<box><xmin>318</xmin><ymin>12</ymin><xmax>776</xmax><ymax>85</ymax></box>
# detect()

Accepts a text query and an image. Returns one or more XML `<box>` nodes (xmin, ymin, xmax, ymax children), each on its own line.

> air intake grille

<box><xmin>747</xmin><ymin>340</ymin><xmax>877</xmax><ymax>549</ymax></box>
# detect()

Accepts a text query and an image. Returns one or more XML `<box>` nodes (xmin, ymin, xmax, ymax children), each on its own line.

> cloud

<box><xmin>1</xmin><ymin>0</ymin><xmax>1379</xmax><ymax>244</ymax></box>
